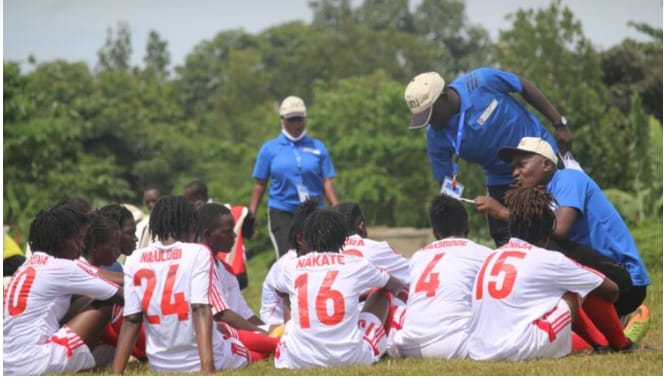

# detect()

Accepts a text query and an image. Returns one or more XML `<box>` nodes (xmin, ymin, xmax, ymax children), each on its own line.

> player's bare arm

<box><xmin>215</xmin><ymin>309</ymin><xmax>266</xmax><ymax>334</ymax></box>
<box><xmin>551</xmin><ymin>206</ymin><xmax>579</xmax><ymax>240</ymax></box>
<box><xmin>111</xmin><ymin>312</ymin><xmax>143</xmax><ymax>375</ymax></box>
<box><xmin>192</xmin><ymin>303</ymin><xmax>215</xmax><ymax>374</ymax></box>
<box><xmin>519</xmin><ymin>77</ymin><xmax>571</xmax><ymax>154</ymax></box>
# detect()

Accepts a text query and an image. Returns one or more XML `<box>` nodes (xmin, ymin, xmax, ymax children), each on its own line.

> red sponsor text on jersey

<box><xmin>422</xmin><ymin>239</ymin><xmax>467</xmax><ymax>250</ymax></box>
<box><xmin>140</xmin><ymin>248</ymin><xmax>183</xmax><ymax>263</ymax></box>
<box><xmin>296</xmin><ymin>254</ymin><xmax>345</xmax><ymax>269</ymax></box>
<box><xmin>503</xmin><ymin>240</ymin><xmax>534</xmax><ymax>250</ymax></box>
<box><xmin>344</xmin><ymin>237</ymin><xmax>365</xmax><ymax>247</ymax></box>
<box><xmin>26</xmin><ymin>254</ymin><xmax>49</xmax><ymax>265</ymax></box>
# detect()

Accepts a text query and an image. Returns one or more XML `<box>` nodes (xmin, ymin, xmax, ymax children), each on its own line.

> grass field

<box><xmin>88</xmin><ymin>220</ymin><xmax>662</xmax><ymax>376</ymax></box>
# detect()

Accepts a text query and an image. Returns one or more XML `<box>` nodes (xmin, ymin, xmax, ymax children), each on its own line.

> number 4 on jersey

<box><xmin>414</xmin><ymin>253</ymin><xmax>445</xmax><ymax>297</ymax></box>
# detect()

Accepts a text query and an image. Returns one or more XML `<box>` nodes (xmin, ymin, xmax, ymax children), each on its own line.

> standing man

<box><xmin>404</xmin><ymin>68</ymin><xmax>570</xmax><ymax>246</ymax></box>
<box><xmin>135</xmin><ymin>185</ymin><xmax>162</xmax><ymax>250</ymax></box>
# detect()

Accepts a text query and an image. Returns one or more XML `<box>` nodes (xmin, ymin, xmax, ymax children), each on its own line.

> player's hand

<box><xmin>474</xmin><ymin>196</ymin><xmax>508</xmax><ymax>220</ymax></box>
<box><xmin>555</xmin><ymin>127</ymin><xmax>572</xmax><ymax>155</ymax></box>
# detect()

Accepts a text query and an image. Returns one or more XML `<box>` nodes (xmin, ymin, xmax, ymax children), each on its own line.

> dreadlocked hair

<box><xmin>288</xmin><ymin>198</ymin><xmax>320</xmax><ymax>252</ymax></box>
<box><xmin>302</xmin><ymin>209</ymin><xmax>347</xmax><ymax>254</ymax></box>
<box><xmin>333</xmin><ymin>202</ymin><xmax>364</xmax><ymax>236</ymax></box>
<box><xmin>98</xmin><ymin>204</ymin><xmax>134</xmax><ymax>228</ymax></box>
<box><xmin>150</xmin><ymin>195</ymin><xmax>198</xmax><ymax>242</ymax></box>
<box><xmin>83</xmin><ymin>213</ymin><xmax>120</xmax><ymax>259</ymax></box>
<box><xmin>429</xmin><ymin>194</ymin><xmax>468</xmax><ymax>238</ymax></box>
<box><xmin>196</xmin><ymin>203</ymin><xmax>231</xmax><ymax>237</ymax></box>
<box><xmin>28</xmin><ymin>206</ymin><xmax>90</xmax><ymax>257</ymax></box>
<box><xmin>505</xmin><ymin>186</ymin><xmax>558</xmax><ymax>245</ymax></box>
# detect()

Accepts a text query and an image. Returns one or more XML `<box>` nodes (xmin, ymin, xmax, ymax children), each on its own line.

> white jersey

<box><xmin>260</xmin><ymin>249</ymin><xmax>297</xmax><ymax>326</ymax></box>
<box><xmin>214</xmin><ymin>258</ymin><xmax>254</xmax><ymax>319</ymax></box>
<box><xmin>467</xmin><ymin>238</ymin><xmax>605</xmax><ymax>361</ymax></box>
<box><xmin>3</xmin><ymin>252</ymin><xmax>119</xmax><ymax>374</ymax></box>
<box><xmin>342</xmin><ymin>234</ymin><xmax>410</xmax><ymax>285</ymax></box>
<box><xmin>393</xmin><ymin>238</ymin><xmax>492</xmax><ymax>358</ymax></box>
<box><xmin>123</xmin><ymin>241</ymin><xmax>230</xmax><ymax>372</ymax></box>
<box><xmin>274</xmin><ymin>252</ymin><xmax>389</xmax><ymax>368</ymax></box>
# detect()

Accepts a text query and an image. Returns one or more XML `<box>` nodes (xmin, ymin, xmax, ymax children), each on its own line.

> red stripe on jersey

<box><xmin>563</xmin><ymin>256</ymin><xmax>606</xmax><ymax>279</ymax></box>
<box><xmin>208</xmin><ymin>260</ymin><xmax>228</xmax><ymax>313</ymax></box>
<box><xmin>47</xmin><ymin>326</ymin><xmax>85</xmax><ymax>357</ymax></box>
<box><xmin>75</xmin><ymin>260</ymin><xmax>119</xmax><ymax>288</ymax></box>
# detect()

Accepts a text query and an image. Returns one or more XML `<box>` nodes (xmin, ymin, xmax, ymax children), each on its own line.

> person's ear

<box><xmin>542</xmin><ymin>158</ymin><xmax>555</xmax><ymax>173</ymax></box>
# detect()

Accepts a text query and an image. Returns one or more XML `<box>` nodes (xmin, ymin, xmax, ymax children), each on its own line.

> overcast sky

<box><xmin>3</xmin><ymin>0</ymin><xmax>662</xmax><ymax>71</ymax></box>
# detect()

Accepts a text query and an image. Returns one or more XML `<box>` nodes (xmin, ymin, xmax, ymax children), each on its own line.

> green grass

<box><xmin>86</xmin><ymin>220</ymin><xmax>663</xmax><ymax>375</ymax></box>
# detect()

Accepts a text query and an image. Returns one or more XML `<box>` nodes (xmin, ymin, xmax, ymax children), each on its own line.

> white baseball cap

<box><xmin>279</xmin><ymin>96</ymin><xmax>306</xmax><ymax>118</ymax></box>
<box><xmin>497</xmin><ymin>137</ymin><xmax>559</xmax><ymax>165</ymax></box>
<box><xmin>404</xmin><ymin>72</ymin><xmax>445</xmax><ymax>129</ymax></box>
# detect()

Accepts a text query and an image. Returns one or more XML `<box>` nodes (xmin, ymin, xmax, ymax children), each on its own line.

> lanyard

<box><xmin>290</xmin><ymin>142</ymin><xmax>303</xmax><ymax>183</ymax></box>
<box><xmin>445</xmin><ymin>110</ymin><xmax>466</xmax><ymax>187</ymax></box>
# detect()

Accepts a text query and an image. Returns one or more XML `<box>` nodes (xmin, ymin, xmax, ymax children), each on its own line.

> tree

<box><xmin>143</xmin><ymin>30</ymin><xmax>171</xmax><ymax>79</ymax></box>
<box><xmin>97</xmin><ymin>22</ymin><xmax>133</xmax><ymax>72</ymax></box>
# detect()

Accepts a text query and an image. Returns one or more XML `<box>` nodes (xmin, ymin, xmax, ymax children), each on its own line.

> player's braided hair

<box><xmin>98</xmin><ymin>204</ymin><xmax>134</xmax><ymax>229</ymax></box>
<box><xmin>429</xmin><ymin>194</ymin><xmax>468</xmax><ymax>238</ymax></box>
<box><xmin>333</xmin><ymin>202</ymin><xmax>363</xmax><ymax>237</ymax></box>
<box><xmin>302</xmin><ymin>209</ymin><xmax>347</xmax><ymax>254</ymax></box>
<box><xmin>196</xmin><ymin>203</ymin><xmax>231</xmax><ymax>237</ymax></box>
<box><xmin>288</xmin><ymin>198</ymin><xmax>320</xmax><ymax>252</ymax></box>
<box><xmin>150</xmin><ymin>195</ymin><xmax>198</xmax><ymax>242</ymax></box>
<box><xmin>28</xmin><ymin>206</ymin><xmax>90</xmax><ymax>257</ymax></box>
<box><xmin>82</xmin><ymin>213</ymin><xmax>120</xmax><ymax>259</ymax></box>
<box><xmin>505</xmin><ymin>186</ymin><xmax>557</xmax><ymax>244</ymax></box>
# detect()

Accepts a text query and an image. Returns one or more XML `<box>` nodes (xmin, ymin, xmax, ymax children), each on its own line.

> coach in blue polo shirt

<box><xmin>405</xmin><ymin>68</ymin><xmax>570</xmax><ymax>246</ymax></box>
<box><xmin>249</xmin><ymin>96</ymin><xmax>338</xmax><ymax>259</ymax></box>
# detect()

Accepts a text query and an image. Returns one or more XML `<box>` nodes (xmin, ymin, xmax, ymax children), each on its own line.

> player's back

<box><xmin>467</xmin><ymin>238</ymin><xmax>603</xmax><ymax>360</ymax></box>
<box><xmin>276</xmin><ymin>252</ymin><xmax>389</xmax><ymax>367</ymax></box>
<box><xmin>4</xmin><ymin>252</ymin><xmax>118</xmax><ymax>372</ymax></box>
<box><xmin>343</xmin><ymin>234</ymin><xmax>409</xmax><ymax>284</ymax></box>
<box><xmin>124</xmin><ymin>241</ymin><xmax>218</xmax><ymax>372</ymax></box>
<box><xmin>399</xmin><ymin>238</ymin><xmax>492</xmax><ymax>350</ymax></box>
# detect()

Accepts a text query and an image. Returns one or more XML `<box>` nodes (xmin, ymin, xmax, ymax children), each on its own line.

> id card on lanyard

<box><xmin>441</xmin><ymin>109</ymin><xmax>466</xmax><ymax>197</ymax></box>
<box><xmin>291</xmin><ymin>142</ymin><xmax>310</xmax><ymax>202</ymax></box>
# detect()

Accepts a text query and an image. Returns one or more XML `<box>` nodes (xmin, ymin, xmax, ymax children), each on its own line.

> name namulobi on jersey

<box><xmin>296</xmin><ymin>254</ymin><xmax>345</xmax><ymax>269</ymax></box>
<box><xmin>140</xmin><ymin>248</ymin><xmax>183</xmax><ymax>263</ymax></box>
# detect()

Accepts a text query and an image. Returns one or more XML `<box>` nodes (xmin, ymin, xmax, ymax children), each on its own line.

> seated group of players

<box><xmin>3</xmin><ymin>183</ymin><xmax>647</xmax><ymax>374</ymax></box>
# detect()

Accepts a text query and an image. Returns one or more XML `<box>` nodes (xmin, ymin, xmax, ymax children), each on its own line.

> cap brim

<box><xmin>497</xmin><ymin>146</ymin><xmax>527</xmax><ymax>163</ymax></box>
<box><xmin>408</xmin><ymin>107</ymin><xmax>433</xmax><ymax>130</ymax></box>
<box><xmin>281</xmin><ymin>111</ymin><xmax>306</xmax><ymax>119</ymax></box>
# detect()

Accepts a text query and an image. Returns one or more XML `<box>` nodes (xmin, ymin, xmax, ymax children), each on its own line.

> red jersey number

<box><xmin>414</xmin><ymin>252</ymin><xmax>446</xmax><ymax>297</ymax></box>
<box><xmin>5</xmin><ymin>267</ymin><xmax>37</xmax><ymax>316</ymax></box>
<box><xmin>475</xmin><ymin>251</ymin><xmax>526</xmax><ymax>300</ymax></box>
<box><xmin>295</xmin><ymin>270</ymin><xmax>345</xmax><ymax>329</ymax></box>
<box><xmin>134</xmin><ymin>264</ymin><xmax>189</xmax><ymax>324</ymax></box>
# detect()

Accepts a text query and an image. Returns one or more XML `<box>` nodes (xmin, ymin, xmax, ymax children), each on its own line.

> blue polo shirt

<box><xmin>426</xmin><ymin>67</ymin><xmax>558</xmax><ymax>186</ymax></box>
<box><xmin>548</xmin><ymin>169</ymin><xmax>650</xmax><ymax>286</ymax></box>
<box><xmin>252</xmin><ymin>133</ymin><xmax>336</xmax><ymax>213</ymax></box>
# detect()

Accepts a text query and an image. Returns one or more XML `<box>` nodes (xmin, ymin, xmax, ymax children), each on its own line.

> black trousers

<box><xmin>487</xmin><ymin>184</ymin><xmax>512</xmax><ymax>247</ymax></box>
<box><xmin>546</xmin><ymin>238</ymin><xmax>646</xmax><ymax>316</ymax></box>
<box><xmin>268</xmin><ymin>207</ymin><xmax>294</xmax><ymax>259</ymax></box>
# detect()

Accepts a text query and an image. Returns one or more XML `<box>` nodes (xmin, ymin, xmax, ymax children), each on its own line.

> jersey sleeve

<box><xmin>545</xmin><ymin>251</ymin><xmax>605</xmax><ymax>298</ymax></box>
<box><xmin>209</xmin><ymin>263</ymin><xmax>229</xmax><ymax>315</ymax></box>
<box><xmin>550</xmin><ymin>170</ymin><xmax>588</xmax><ymax>215</ymax></box>
<box><xmin>190</xmin><ymin>246</ymin><xmax>212</xmax><ymax>305</ymax></box>
<box><xmin>123</xmin><ymin>263</ymin><xmax>143</xmax><ymax>316</ymax></box>
<box><xmin>67</xmin><ymin>260</ymin><xmax>119</xmax><ymax>300</ymax></box>
<box><xmin>426</xmin><ymin>127</ymin><xmax>454</xmax><ymax>182</ymax></box>
<box><xmin>316</xmin><ymin>140</ymin><xmax>336</xmax><ymax>178</ymax></box>
<box><xmin>222</xmin><ymin>262</ymin><xmax>254</xmax><ymax>319</ymax></box>
<box><xmin>260</xmin><ymin>258</ymin><xmax>283</xmax><ymax>323</ymax></box>
<box><xmin>351</xmin><ymin>256</ymin><xmax>390</xmax><ymax>291</ymax></box>
<box><xmin>371</xmin><ymin>241</ymin><xmax>410</xmax><ymax>285</ymax></box>
<box><xmin>476</xmin><ymin>67</ymin><xmax>522</xmax><ymax>94</ymax></box>
<box><xmin>251</xmin><ymin>142</ymin><xmax>272</xmax><ymax>181</ymax></box>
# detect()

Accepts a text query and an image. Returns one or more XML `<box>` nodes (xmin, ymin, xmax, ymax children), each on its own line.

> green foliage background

<box><xmin>4</xmin><ymin>0</ymin><xmax>662</xmax><ymax>246</ymax></box>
